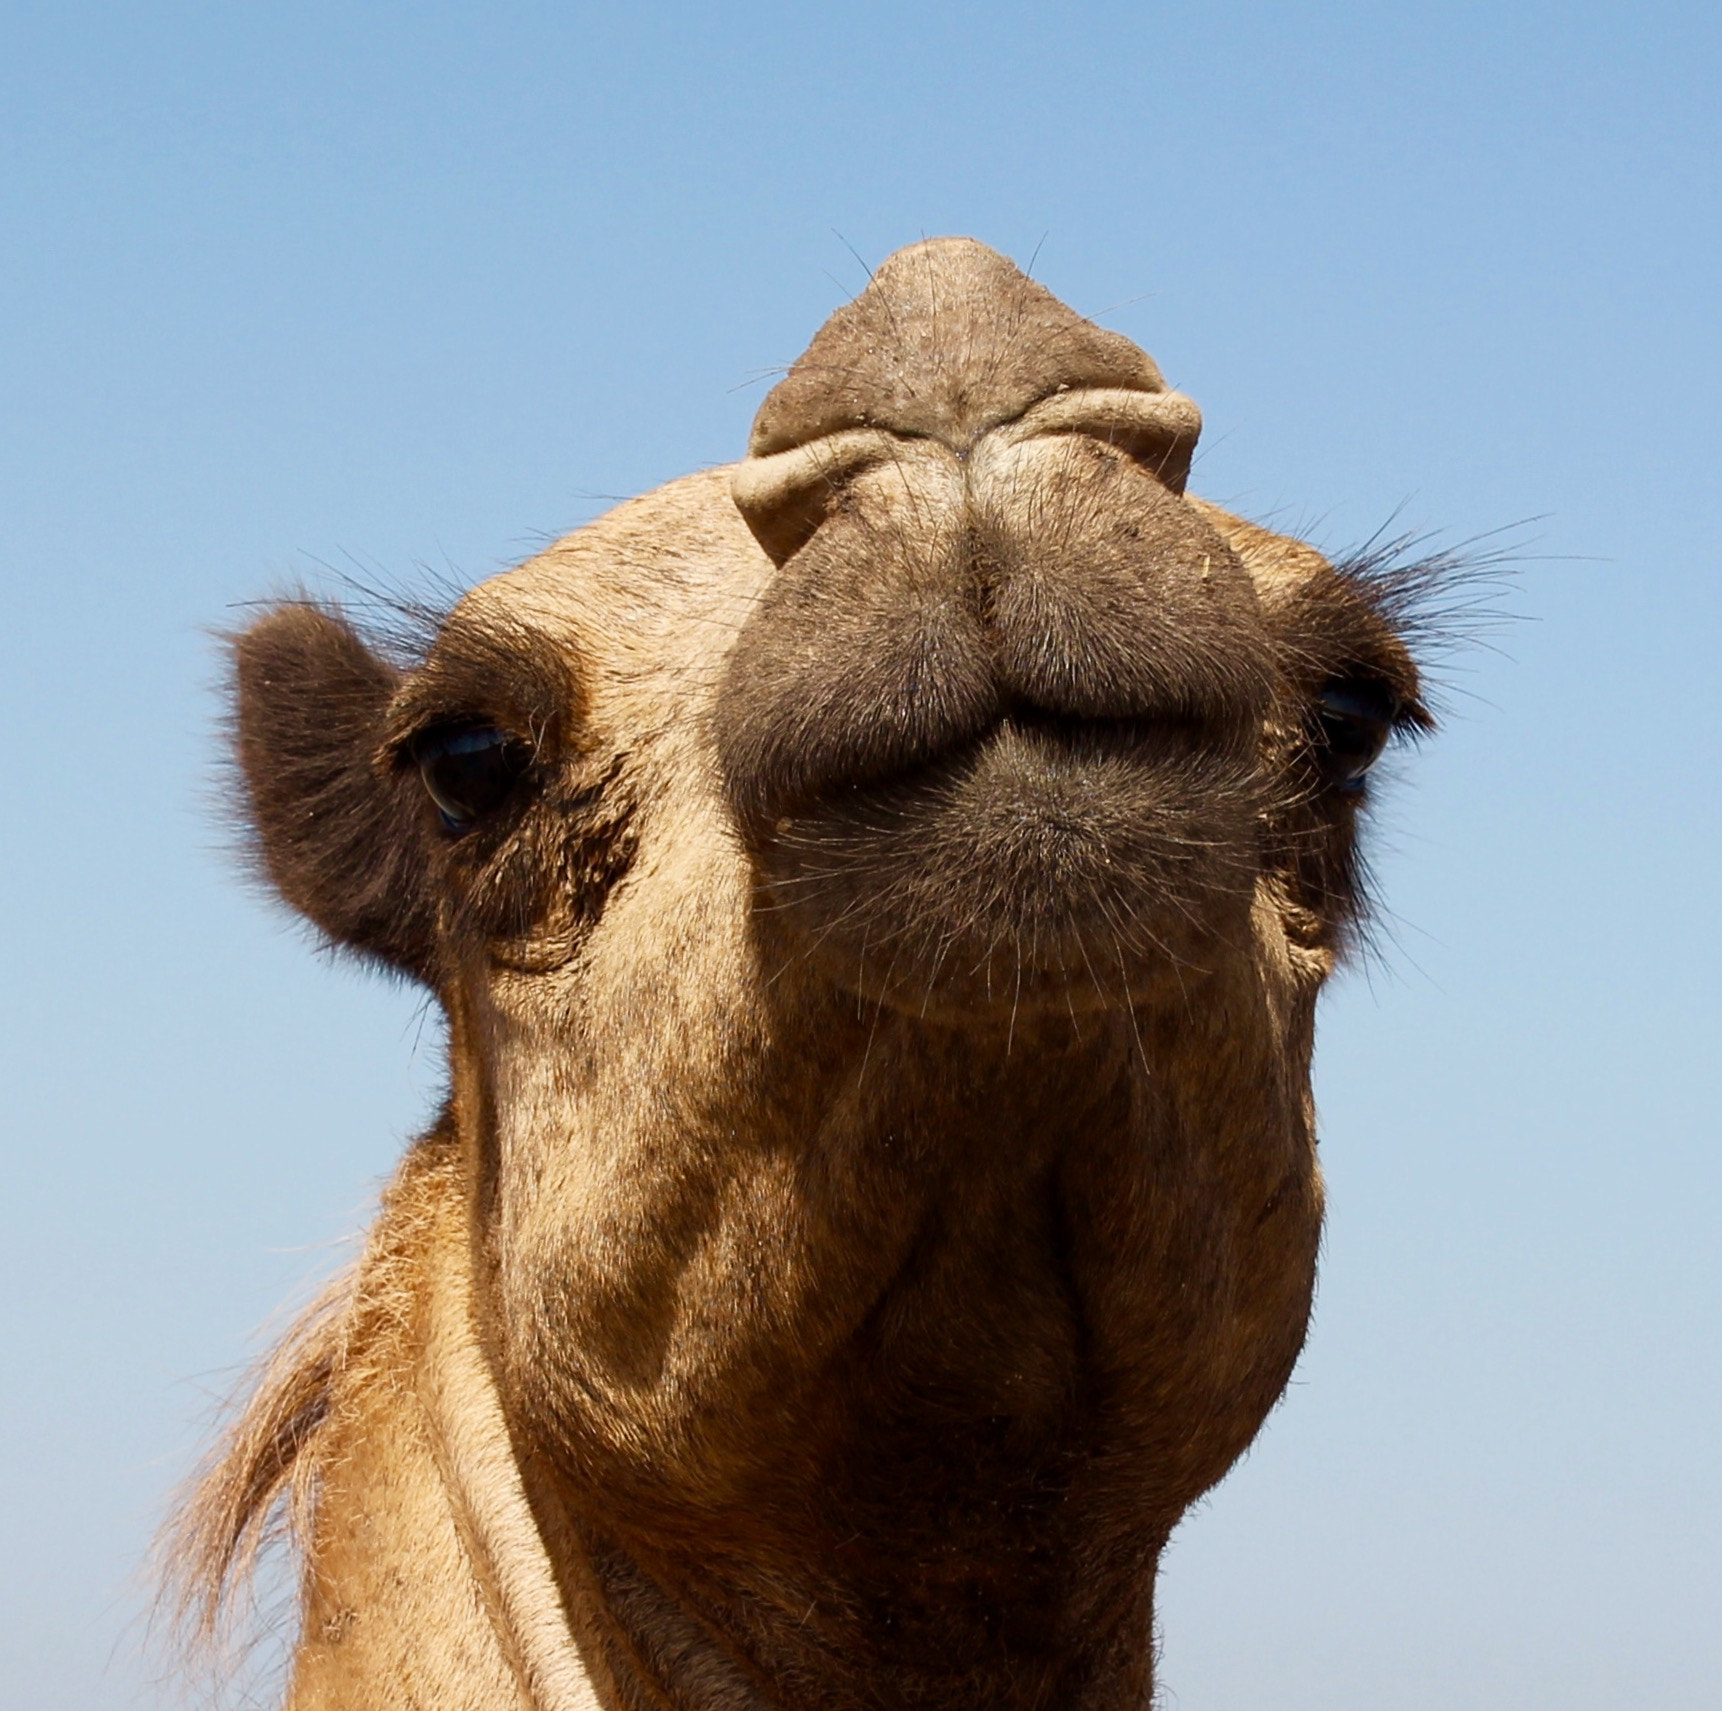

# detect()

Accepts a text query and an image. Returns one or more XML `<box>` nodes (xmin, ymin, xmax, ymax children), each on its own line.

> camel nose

<box><xmin>735</xmin><ymin>239</ymin><xmax>1203</xmax><ymax>566</ymax></box>
<box><xmin>748</xmin><ymin>237</ymin><xmax>1174</xmax><ymax>458</ymax></box>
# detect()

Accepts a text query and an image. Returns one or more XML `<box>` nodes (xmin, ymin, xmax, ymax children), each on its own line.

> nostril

<box><xmin>731</xmin><ymin>428</ymin><xmax>907</xmax><ymax>567</ymax></box>
<box><xmin>987</xmin><ymin>386</ymin><xmax>1204</xmax><ymax>495</ymax></box>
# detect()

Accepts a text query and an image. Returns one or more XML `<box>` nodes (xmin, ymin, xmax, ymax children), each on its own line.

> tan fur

<box><xmin>169</xmin><ymin>239</ymin><xmax>1437</xmax><ymax>1709</ymax></box>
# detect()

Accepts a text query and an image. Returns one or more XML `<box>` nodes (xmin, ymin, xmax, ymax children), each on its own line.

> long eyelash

<box><xmin>1330</xmin><ymin>521</ymin><xmax>1525</xmax><ymax>695</ymax></box>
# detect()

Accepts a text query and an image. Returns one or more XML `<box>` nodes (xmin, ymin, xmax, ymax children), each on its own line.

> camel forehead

<box><xmin>447</xmin><ymin>466</ymin><xmax>766</xmax><ymax>655</ymax></box>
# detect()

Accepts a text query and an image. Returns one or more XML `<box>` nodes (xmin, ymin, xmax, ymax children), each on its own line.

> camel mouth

<box><xmin>761</xmin><ymin>703</ymin><xmax>1246</xmax><ymax>828</ymax></box>
<box><xmin>743</xmin><ymin>708</ymin><xmax>1263</xmax><ymax>1014</ymax></box>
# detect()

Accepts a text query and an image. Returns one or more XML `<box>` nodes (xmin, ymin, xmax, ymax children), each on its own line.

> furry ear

<box><xmin>231</xmin><ymin>602</ymin><xmax>437</xmax><ymax>983</ymax></box>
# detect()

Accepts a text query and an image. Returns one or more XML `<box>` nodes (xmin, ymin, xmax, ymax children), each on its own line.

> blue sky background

<box><xmin>2</xmin><ymin>3</ymin><xmax>1717</xmax><ymax>1706</ymax></box>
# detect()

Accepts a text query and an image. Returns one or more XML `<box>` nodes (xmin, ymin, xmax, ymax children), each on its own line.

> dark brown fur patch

<box><xmin>232</xmin><ymin>603</ymin><xmax>439</xmax><ymax>981</ymax></box>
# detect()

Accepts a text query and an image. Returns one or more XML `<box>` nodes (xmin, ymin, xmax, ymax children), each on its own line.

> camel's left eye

<box><xmin>1311</xmin><ymin>680</ymin><xmax>1398</xmax><ymax>792</ymax></box>
<box><xmin>411</xmin><ymin>724</ymin><xmax>530</xmax><ymax>832</ymax></box>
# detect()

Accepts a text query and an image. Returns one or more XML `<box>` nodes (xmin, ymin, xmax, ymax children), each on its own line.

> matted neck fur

<box><xmin>176</xmin><ymin>238</ymin><xmax>1432</xmax><ymax>1711</ymax></box>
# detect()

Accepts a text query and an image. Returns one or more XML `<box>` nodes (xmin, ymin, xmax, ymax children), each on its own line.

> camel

<box><xmin>167</xmin><ymin>238</ymin><xmax>1435</xmax><ymax>1711</ymax></box>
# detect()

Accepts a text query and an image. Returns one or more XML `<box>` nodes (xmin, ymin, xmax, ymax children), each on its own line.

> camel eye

<box><xmin>411</xmin><ymin>723</ymin><xmax>530</xmax><ymax>832</ymax></box>
<box><xmin>1312</xmin><ymin>680</ymin><xmax>1398</xmax><ymax>792</ymax></box>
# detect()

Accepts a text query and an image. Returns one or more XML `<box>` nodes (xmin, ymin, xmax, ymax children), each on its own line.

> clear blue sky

<box><xmin>2</xmin><ymin>4</ymin><xmax>1716</xmax><ymax>1706</ymax></box>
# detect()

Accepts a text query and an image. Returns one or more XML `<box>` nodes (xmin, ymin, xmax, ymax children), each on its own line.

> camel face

<box><xmin>235</xmin><ymin>239</ymin><xmax>1418</xmax><ymax>1024</ymax></box>
<box><xmin>213</xmin><ymin>239</ymin><xmax>1434</xmax><ymax>1710</ymax></box>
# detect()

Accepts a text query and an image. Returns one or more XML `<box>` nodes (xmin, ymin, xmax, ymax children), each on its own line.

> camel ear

<box><xmin>231</xmin><ymin>603</ymin><xmax>437</xmax><ymax>983</ymax></box>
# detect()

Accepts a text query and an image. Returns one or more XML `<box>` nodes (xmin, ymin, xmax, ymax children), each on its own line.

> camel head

<box><xmin>225</xmin><ymin>238</ymin><xmax>1431</xmax><ymax>1710</ymax></box>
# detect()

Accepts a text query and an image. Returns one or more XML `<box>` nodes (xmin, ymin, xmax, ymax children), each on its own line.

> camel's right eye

<box><xmin>1311</xmin><ymin>679</ymin><xmax>1398</xmax><ymax>792</ymax></box>
<box><xmin>411</xmin><ymin>724</ymin><xmax>530</xmax><ymax>833</ymax></box>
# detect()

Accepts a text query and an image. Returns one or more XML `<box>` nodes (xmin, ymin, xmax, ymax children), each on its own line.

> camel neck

<box><xmin>471</xmin><ymin>1000</ymin><xmax>1312</xmax><ymax>1711</ymax></box>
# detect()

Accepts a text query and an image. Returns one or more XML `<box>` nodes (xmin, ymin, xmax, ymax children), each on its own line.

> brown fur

<box><xmin>167</xmin><ymin>239</ymin><xmax>1438</xmax><ymax>1710</ymax></box>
